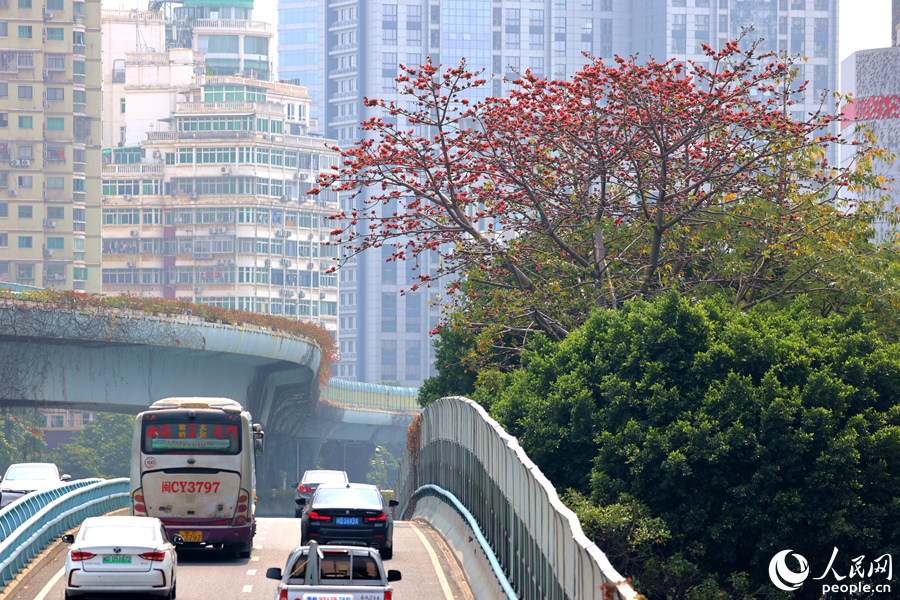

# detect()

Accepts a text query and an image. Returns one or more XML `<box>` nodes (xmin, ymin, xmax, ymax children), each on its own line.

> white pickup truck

<box><xmin>266</xmin><ymin>541</ymin><xmax>402</xmax><ymax>600</ymax></box>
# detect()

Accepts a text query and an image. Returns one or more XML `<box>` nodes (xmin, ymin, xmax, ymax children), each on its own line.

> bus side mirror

<box><xmin>254</xmin><ymin>437</ymin><xmax>264</xmax><ymax>457</ymax></box>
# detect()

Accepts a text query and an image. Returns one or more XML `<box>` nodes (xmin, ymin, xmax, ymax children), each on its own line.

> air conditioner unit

<box><xmin>307</xmin><ymin>261</ymin><xmax>314</xmax><ymax>270</ymax></box>
<box><xmin>264</xmin><ymin>258</ymin><xmax>272</xmax><ymax>267</ymax></box>
<box><xmin>42</xmin><ymin>100</ymin><xmax>49</xmax><ymax>108</ymax></box>
<box><xmin>123</xmin><ymin>194</ymin><xmax>132</xmax><ymax>200</ymax></box>
<box><xmin>227</xmin><ymin>259</ymin><xmax>235</xmax><ymax>266</ymax></box>
<box><xmin>208</xmin><ymin>227</ymin><xmax>216</xmax><ymax>234</ymax></box>
<box><xmin>7</xmin><ymin>189</ymin><xmax>16</xmax><ymax>196</ymax></box>
<box><xmin>130</xmin><ymin>230</ymin><xmax>138</xmax><ymax>237</ymax></box>
<box><xmin>320</xmin><ymin>293</ymin><xmax>326</xmax><ymax>299</ymax></box>
<box><xmin>43</xmin><ymin>219</ymin><xmax>55</xmax><ymax>228</ymax></box>
<box><xmin>189</xmin><ymin>192</ymin><xmax>198</xmax><ymax>200</ymax></box>
<box><xmin>218</xmin><ymin>227</ymin><xmax>227</xmax><ymax>234</ymax></box>
<box><xmin>9</xmin><ymin>159</ymin><xmax>19</xmax><ymax>167</ymax></box>
<box><xmin>20</xmin><ymin>159</ymin><xmax>30</xmax><ymax>167</ymax></box>
<box><xmin>43</xmin><ymin>10</ymin><xmax>53</xmax><ymax>19</ymax></box>
<box><xmin>221</xmin><ymin>167</ymin><xmax>227</xmax><ymax>173</ymax></box>
<box><xmin>307</xmin><ymin>233</ymin><xmax>314</xmax><ymax>240</ymax></box>
<box><xmin>42</xmin><ymin>69</ymin><xmax>49</xmax><ymax>80</ymax></box>
<box><xmin>281</xmin><ymin>258</ymin><xmax>292</xmax><ymax>267</ymax></box>
<box><xmin>126</xmin><ymin>261</ymin><xmax>134</xmax><ymax>268</ymax></box>
<box><xmin>217</xmin><ymin>259</ymin><xmax>225</xmax><ymax>266</ymax></box>
<box><xmin>298</xmin><ymin>291</ymin><xmax>306</xmax><ymax>299</ymax></box>
<box><xmin>43</xmin><ymin>249</ymin><xmax>53</xmax><ymax>257</ymax></box>
<box><xmin>168</xmin><ymin>278</ymin><xmax>176</xmax><ymax>285</ymax></box>
<box><xmin>153</xmin><ymin>150</ymin><xmax>161</xmax><ymax>158</ymax></box>
<box><xmin>281</xmin><ymin>195</ymin><xmax>290</xmax><ymax>203</ymax></box>
<box><xmin>299</xmin><ymin>173</ymin><xmax>309</xmax><ymax>180</ymax></box>
<box><xmin>194</xmin><ymin>286</ymin><xmax>203</xmax><ymax>293</ymax></box>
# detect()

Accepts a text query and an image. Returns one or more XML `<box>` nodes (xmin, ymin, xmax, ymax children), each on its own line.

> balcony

<box><xmin>102</xmin><ymin>164</ymin><xmax>165</xmax><ymax>176</ymax></box>
<box><xmin>329</xmin><ymin>19</ymin><xmax>358</xmax><ymax>32</ymax></box>
<box><xmin>147</xmin><ymin>130</ymin><xmax>255</xmax><ymax>142</ymax></box>
<box><xmin>190</xmin><ymin>19</ymin><xmax>272</xmax><ymax>33</ymax></box>
<box><xmin>174</xmin><ymin>101</ymin><xmax>284</xmax><ymax>117</ymax></box>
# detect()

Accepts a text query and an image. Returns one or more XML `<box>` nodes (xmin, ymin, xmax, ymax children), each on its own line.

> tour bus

<box><xmin>130</xmin><ymin>397</ymin><xmax>264</xmax><ymax>557</ymax></box>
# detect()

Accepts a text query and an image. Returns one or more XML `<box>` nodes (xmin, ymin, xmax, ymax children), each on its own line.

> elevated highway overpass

<box><xmin>0</xmin><ymin>296</ymin><xmax>637</xmax><ymax>599</ymax></box>
<box><xmin>0</xmin><ymin>297</ymin><xmax>418</xmax><ymax>486</ymax></box>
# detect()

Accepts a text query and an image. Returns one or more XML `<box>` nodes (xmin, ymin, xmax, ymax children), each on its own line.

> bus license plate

<box><xmin>179</xmin><ymin>530</ymin><xmax>202</xmax><ymax>542</ymax></box>
<box><xmin>335</xmin><ymin>517</ymin><xmax>358</xmax><ymax>526</ymax></box>
<box><xmin>102</xmin><ymin>555</ymin><xmax>132</xmax><ymax>564</ymax></box>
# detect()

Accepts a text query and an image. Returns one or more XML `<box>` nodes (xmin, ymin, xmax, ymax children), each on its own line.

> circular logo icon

<box><xmin>144</xmin><ymin>456</ymin><xmax>157</xmax><ymax>469</ymax></box>
<box><xmin>769</xmin><ymin>549</ymin><xmax>810</xmax><ymax>592</ymax></box>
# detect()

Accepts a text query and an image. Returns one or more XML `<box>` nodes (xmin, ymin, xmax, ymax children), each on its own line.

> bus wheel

<box><xmin>234</xmin><ymin>542</ymin><xmax>252</xmax><ymax>558</ymax></box>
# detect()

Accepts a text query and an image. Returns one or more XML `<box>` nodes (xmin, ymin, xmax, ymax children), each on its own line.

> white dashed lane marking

<box><xmin>250</xmin><ymin>556</ymin><xmax>260</xmax><ymax>562</ymax></box>
<box><xmin>247</xmin><ymin>569</ymin><xmax>257</xmax><ymax>576</ymax></box>
<box><xmin>242</xmin><ymin>584</ymin><xmax>253</xmax><ymax>593</ymax></box>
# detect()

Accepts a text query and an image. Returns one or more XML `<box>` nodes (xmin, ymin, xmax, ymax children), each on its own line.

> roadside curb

<box><xmin>0</xmin><ymin>507</ymin><xmax>128</xmax><ymax>600</ymax></box>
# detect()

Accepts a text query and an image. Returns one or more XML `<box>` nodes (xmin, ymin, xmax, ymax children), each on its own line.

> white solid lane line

<box><xmin>35</xmin><ymin>567</ymin><xmax>65</xmax><ymax>600</ymax></box>
<box><xmin>411</xmin><ymin>525</ymin><xmax>455</xmax><ymax>600</ymax></box>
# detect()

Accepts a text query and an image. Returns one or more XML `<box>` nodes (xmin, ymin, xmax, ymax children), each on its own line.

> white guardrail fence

<box><xmin>0</xmin><ymin>478</ymin><xmax>130</xmax><ymax>589</ymax></box>
<box><xmin>396</xmin><ymin>397</ymin><xmax>639</xmax><ymax>600</ymax></box>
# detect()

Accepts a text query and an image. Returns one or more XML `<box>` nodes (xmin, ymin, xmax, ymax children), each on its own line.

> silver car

<box><xmin>0</xmin><ymin>462</ymin><xmax>71</xmax><ymax>508</ymax></box>
<box><xmin>292</xmin><ymin>470</ymin><xmax>348</xmax><ymax>518</ymax></box>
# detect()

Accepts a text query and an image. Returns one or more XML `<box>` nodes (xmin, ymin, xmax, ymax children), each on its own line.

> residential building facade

<box><xmin>276</xmin><ymin>0</ymin><xmax>841</xmax><ymax>385</ymax></box>
<box><xmin>99</xmin><ymin>7</ymin><xmax>341</xmax><ymax>333</ymax></box>
<box><xmin>0</xmin><ymin>0</ymin><xmax>102</xmax><ymax>291</ymax></box>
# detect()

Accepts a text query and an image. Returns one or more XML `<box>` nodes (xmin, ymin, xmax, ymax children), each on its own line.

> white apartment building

<box><xmin>100</xmin><ymin>7</ymin><xmax>341</xmax><ymax>332</ymax></box>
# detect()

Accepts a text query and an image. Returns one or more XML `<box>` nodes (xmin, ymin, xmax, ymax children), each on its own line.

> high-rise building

<box><xmin>277</xmin><ymin>0</ymin><xmax>841</xmax><ymax>386</ymax></box>
<box><xmin>0</xmin><ymin>0</ymin><xmax>102</xmax><ymax>291</ymax></box>
<box><xmin>99</xmin><ymin>6</ymin><xmax>341</xmax><ymax>332</ymax></box>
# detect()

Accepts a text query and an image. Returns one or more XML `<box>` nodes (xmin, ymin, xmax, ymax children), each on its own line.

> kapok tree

<box><xmin>316</xmin><ymin>37</ymin><xmax>896</xmax><ymax>354</ymax></box>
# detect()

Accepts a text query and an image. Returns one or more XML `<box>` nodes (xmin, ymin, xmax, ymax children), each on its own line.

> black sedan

<box><xmin>297</xmin><ymin>483</ymin><xmax>399</xmax><ymax>559</ymax></box>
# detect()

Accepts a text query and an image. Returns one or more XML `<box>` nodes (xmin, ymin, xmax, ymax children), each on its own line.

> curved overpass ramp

<box><xmin>0</xmin><ymin>299</ymin><xmax>418</xmax><ymax>485</ymax></box>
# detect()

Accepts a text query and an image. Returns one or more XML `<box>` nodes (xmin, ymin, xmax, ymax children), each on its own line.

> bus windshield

<box><xmin>142</xmin><ymin>420</ymin><xmax>241</xmax><ymax>454</ymax></box>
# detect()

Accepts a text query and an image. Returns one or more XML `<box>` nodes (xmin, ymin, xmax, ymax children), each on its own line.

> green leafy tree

<box><xmin>50</xmin><ymin>413</ymin><xmax>135</xmax><ymax>479</ymax></box>
<box><xmin>484</xmin><ymin>293</ymin><xmax>900</xmax><ymax>599</ymax></box>
<box><xmin>0</xmin><ymin>408</ymin><xmax>47</xmax><ymax>465</ymax></box>
<box><xmin>365</xmin><ymin>443</ymin><xmax>401</xmax><ymax>489</ymax></box>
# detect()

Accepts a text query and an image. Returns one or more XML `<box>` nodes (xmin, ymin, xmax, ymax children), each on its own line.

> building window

<box><xmin>46</xmin><ymin>237</ymin><xmax>63</xmax><ymax>250</ymax></box>
<box><xmin>0</xmin><ymin>203</ymin><xmax>6</xmax><ymax>217</ymax></box>
<box><xmin>0</xmin><ymin>83</ymin><xmax>6</xmax><ymax>98</ymax></box>
<box><xmin>17</xmin><ymin>0</ymin><xmax>31</xmax><ymax>7</ymax></box>
<box><xmin>0</xmin><ymin>234</ymin><xmax>6</xmax><ymax>247</ymax></box>
<box><xmin>383</xmin><ymin>28</ymin><xmax>397</xmax><ymax>44</ymax></box>
<box><xmin>18</xmin><ymin>236</ymin><xmax>32</xmax><ymax>249</ymax></box>
<box><xmin>18</xmin><ymin>86</ymin><xmax>32</xmax><ymax>99</ymax></box>
<box><xmin>46</xmin><ymin>117</ymin><xmax>64</xmax><ymax>130</ymax></box>
<box><xmin>18</xmin><ymin>176</ymin><xmax>32</xmax><ymax>188</ymax></box>
<box><xmin>47</xmin><ymin>27</ymin><xmax>63</xmax><ymax>40</ymax></box>
<box><xmin>47</xmin><ymin>206</ymin><xmax>64</xmax><ymax>219</ymax></box>
<box><xmin>17</xmin><ymin>26</ymin><xmax>31</xmax><ymax>39</ymax></box>
<box><xmin>120</xmin><ymin>98</ymin><xmax>125</xmax><ymax>113</ymax></box>
<box><xmin>17</xmin><ymin>116</ymin><xmax>32</xmax><ymax>129</ymax></box>
<box><xmin>18</xmin><ymin>206</ymin><xmax>32</xmax><ymax>218</ymax></box>
<box><xmin>0</xmin><ymin>22</ymin><xmax>7</xmax><ymax>38</ymax></box>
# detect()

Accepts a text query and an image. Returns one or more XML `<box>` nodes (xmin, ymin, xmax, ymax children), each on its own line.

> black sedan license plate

<box><xmin>335</xmin><ymin>517</ymin><xmax>358</xmax><ymax>525</ymax></box>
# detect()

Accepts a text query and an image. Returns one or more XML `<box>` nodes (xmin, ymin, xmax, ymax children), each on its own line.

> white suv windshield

<box><xmin>5</xmin><ymin>465</ymin><xmax>56</xmax><ymax>480</ymax></box>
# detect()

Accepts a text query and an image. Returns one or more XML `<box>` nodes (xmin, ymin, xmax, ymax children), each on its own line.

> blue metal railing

<box><xmin>322</xmin><ymin>377</ymin><xmax>421</xmax><ymax>411</ymax></box>
<box><xmin>0</xmin><ymin>478</ymin><xmax>130</xmax><ymax>588</ymax></box>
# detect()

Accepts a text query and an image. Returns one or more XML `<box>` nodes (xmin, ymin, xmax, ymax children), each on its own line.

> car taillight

<box><xmin>278</xmin><ymin>588</ymin><xmax>288</xmax><ymax>600</ymax></box>
<box><xmin>132</xmin><ymin>488</ymin><xmax>147</xmax><ymax>516</ymax></box>
<box><xmin>139</xmin><ymin>552</ymin><xmax>166</xmax><ymax>562</ymax></box>
<box><xmin>297</xmin><ymin>485</ymin><xmax>312</xmax><ymax>493</ymax></box>
<box><xmin>308</xmin><ymin>511</ymin><xmax>331</xmax><ymax>521</ymax></box>
<box><xmin>385</xmin><ymin>591</ymin><xmax>392</xmax><ymax>600</ymax></box>
<box><xmin>70</xmin><ymin>551</ymin><xmax>95</xmax><ymax>561</ymax></box>
<box><xmin>232</xmin><ymin>488</ymin><xmax>251</xmax><ymax>526</ymax></box>
<box><xmin>364</xmin><ymin>513</ymin><xmax>387</xmax><ymax>522</ymax></box>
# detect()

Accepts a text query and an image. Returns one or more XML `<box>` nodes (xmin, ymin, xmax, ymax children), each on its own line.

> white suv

<box><xmin>0</xmin><ymin>462</ymin><xmax>71</xmax><ymax>508</ymax></box>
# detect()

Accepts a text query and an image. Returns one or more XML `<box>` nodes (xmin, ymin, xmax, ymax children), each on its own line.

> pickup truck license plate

<box><xmin>335</xmin><ymin>517</ymin><xmax>358</xmax><ymax>525</ymax></box>
<box><xmin>178</xmin><ymin>530</ymin><xmax>202</xmax><ymax>542</ymax></box>
<box><xmin>102</xmin><ymin>555</ymin><xmax>132</xmax><ymax>564</ymax></box>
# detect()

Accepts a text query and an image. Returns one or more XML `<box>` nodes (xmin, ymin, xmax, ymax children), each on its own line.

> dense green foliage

<box><xmin>417</xmin><ymin>322</ymin><xmax>479</xmax><ymax>407</ymax></box>
<box><xmin>477</xmin><ymin>293</ymin><xmax>900</xmax><ymax>598</ymax></box>
<box><xmin>0</xmin><ymin>408</ymin><xmax>47</xmax><ymax>465</ymax></box>
<box><xmin>50</xmin><ymin>413</ymin><xmax>135</xmax><ymax>479</ymax></box>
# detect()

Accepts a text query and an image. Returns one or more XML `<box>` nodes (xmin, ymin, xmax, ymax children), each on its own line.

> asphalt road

<box><xmin>7</xmin><ymin>517</ymin><xmax>474</xmax><ymax>600</ymax></box>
